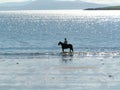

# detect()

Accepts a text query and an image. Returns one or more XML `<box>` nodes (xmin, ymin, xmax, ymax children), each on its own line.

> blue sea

<box><xmin>0</xmin><ymin>10</ymin><xmax>120</xmax><ymax>55</ymax></box>
<box><xmin>0</xmin><ymin>10</ymin><xmax>120</xmax><ymax>90</ymax></box>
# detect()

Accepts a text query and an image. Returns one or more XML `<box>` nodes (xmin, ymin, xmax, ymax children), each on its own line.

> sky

<box><xmin>56</xmin><ymin>0</ymin><xmax>120</xmax><ymax>5</ymax></box>
<box><xmin>0</xmin><ymin>0</ymin><xmax>119</xmax><ymax>10</ymax></box>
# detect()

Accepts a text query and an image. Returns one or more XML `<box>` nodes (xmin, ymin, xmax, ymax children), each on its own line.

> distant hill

<box><xmin>85</xmin><ymin>6</ymin><xmax>120</xmax><ymax>10</ymax></box>
<box><xmin>0</xmin><ymin>0</ymin><xmax>106</xmax><ymax>10</ymax></box>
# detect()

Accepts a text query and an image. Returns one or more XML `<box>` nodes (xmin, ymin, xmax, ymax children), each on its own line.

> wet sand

<box><xmin>0</xmin><ymin>55</ymin><xmax>120</xmax><ymax>90</ymax></box>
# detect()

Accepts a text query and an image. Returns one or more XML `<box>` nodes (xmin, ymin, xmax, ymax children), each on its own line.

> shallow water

<box><xmin>0</xmin><ymin>54</ymin><xmax>120</xmax><ymax>90</ymax></box>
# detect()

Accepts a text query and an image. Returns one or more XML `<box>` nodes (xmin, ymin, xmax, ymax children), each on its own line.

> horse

<box><xmin>58</xmin><ymin>41</ymin><xmax>73</xmax><ymax>52</ymax></box>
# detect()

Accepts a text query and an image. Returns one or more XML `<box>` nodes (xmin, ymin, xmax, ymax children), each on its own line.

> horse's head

<box><xmin>58</xmin><ymin>41</ymin><xmax>62</xmax><ymax>46</ymax></box>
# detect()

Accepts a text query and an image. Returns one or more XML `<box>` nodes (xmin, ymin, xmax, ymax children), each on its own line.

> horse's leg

<box><xmin>69</xmin><ymin>48</ymin><xmax>71</xmax><ymax>52</ymax></box>
<box><xmin>70</xmin><ymin>49</ymin><xmax>73</xmax><ymax>52</ymax></box>
<box><xmin>70</xmin><ymin>46</ymin><xmax>73</xmax><ymax>52</ymax></box>
<box><xmin>62</xmin><ymin>48</ymin><xmax>64</xmax><ymax>52</ymax></box>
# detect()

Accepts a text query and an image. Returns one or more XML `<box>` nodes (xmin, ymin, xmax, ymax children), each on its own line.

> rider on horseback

<box><xmin>58</xmin><ymin>38</ymin><xmax>73</xmax><ymax>52</ymax></box>
<box><xmin>64</xmin><ymin>38</ymin><xmax>68</xmax><ymax>45</ymax></box>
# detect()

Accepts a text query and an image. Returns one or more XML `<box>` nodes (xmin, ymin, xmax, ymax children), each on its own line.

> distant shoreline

<box><xmin>85</xmin><ymin>6</ymin><xmax>120</xmax><ymax>10</ymax></box>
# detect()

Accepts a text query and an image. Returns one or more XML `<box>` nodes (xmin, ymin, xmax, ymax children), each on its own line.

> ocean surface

<box><xmin>0</xmin><ymin>10</ymin><xmax>120</xmax><ymax>54</ymax></box>
<box><xmin>0</xmin><ymin>10</ymin><xmax>120</xmax><ymax>90</ymax></box>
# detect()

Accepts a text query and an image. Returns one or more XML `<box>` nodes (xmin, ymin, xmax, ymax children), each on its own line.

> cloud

<box><xmin>55</xmin><ymin>0</ymin><xmax>120</xmax><ymax>5</ymax></box>
<box><xmin>0</xmin><ymin>0</ymin><xmax>35</xmax><ymax>3</ymax></box>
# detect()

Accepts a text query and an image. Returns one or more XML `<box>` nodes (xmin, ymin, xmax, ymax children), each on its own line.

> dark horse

<box><xmin>58</xmin><ymin>41</ymin><xmax>73</xmax><ymax>52</ymax></box>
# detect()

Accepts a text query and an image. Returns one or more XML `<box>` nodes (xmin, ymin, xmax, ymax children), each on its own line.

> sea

<box><xmin>0</xmin><ymin>10</ymin><xmax>120</xmax><ymax>90</ymax></box>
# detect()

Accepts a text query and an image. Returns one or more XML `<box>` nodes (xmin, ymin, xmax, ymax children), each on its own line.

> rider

<box><xmin>64</xmin><ymin>38</ymin><xmax>68</xmax><ymax>45</ymax></box>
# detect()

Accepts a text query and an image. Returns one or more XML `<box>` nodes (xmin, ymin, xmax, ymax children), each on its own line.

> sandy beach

<box><xmin>0</xmin><ymin>53</ymin><xmax>119</xmax><ymax>90</ymax></box>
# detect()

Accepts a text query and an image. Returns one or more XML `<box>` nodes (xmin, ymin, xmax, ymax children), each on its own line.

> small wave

<box><xmin>0</xmin><ymin>51</ymin><xmax>120</xmax><ymax>57</ymax></box>
<box><xmin>74</xmin><ymin>51</ymin><xmax>120</xmax><ymax>57</ymax></box>
<box><xmin>0</xmin><ymin>52</ymin><xmax>59</xmax><ymax>56</ymax></box>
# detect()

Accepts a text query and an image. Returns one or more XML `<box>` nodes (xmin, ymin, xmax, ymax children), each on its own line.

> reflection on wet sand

<box><xmin>61</xmin><ymin>55</ymin><xmax>73</xmax><ymax>63</ymax></box>
<box><xmin>60</xmin><ymin>52</ymin><xmax>73</xmax><ymax>63</ymax></box>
